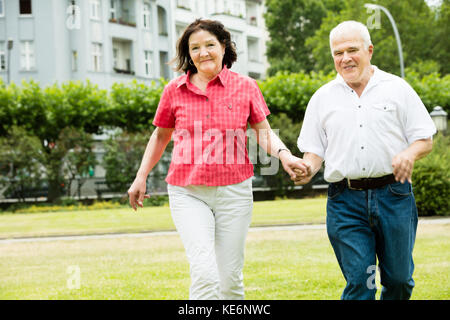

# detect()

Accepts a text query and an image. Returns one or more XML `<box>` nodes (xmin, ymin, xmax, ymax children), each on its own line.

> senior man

<box><xmin>295</xmin><ymin>21</ymin><xmax>436</xmax><ymax>300</ymax></box>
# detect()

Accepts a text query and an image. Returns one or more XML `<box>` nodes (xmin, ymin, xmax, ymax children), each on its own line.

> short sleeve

<box><xmin>153</xmin><ymin>84</ymin><xmax>175</xmax><ymax>128</ymax></box>
<box><xmin>248</xmin><ymin>79</ymin><xmax>271</xmax><ymax>124</ymax></box>
<box><xmin>401</xmin><ymin>80</ymin><xmax>436</xmax><ymax>144</ymax></box>
<box><xmin>297</xmin><ymin>93</ymin><xmax>327</xmax><ymax>159</ymax></box>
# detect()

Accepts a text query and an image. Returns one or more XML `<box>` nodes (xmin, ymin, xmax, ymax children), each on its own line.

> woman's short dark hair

<box><xmin>170</xmin><ymin>19</ymin><xmax>237</xmax><ymax>74</ymax></box>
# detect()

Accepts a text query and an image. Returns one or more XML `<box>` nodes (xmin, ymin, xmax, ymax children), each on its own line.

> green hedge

<box><xmin>412</xmin><ymin>134</ymin><xmax>450</xmax><ymax>216</ymax></box>
<box><xmin>0</xmin><ymin>72</ymin><xmax>448</xmax><ymax>136</ymax></box>
<box><xmin>0</xmin><ymin>71</ymin><xmax>448</xmax><ymax>204</ymax></box>
<box><xmin>259</xmin><ymin>70</ymin><xmax>450</xmax><ymax>123</ymax></box>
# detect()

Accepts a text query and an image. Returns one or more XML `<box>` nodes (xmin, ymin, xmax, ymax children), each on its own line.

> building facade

<box><xmin>0</xmin><ymin>0</ymin><xmax>269</xmax><ymax>200</ymax></box>
<box><xmin>0</xmin><ymin>0</ymin><xmax>269</xmax><ymax>89</ymax></box>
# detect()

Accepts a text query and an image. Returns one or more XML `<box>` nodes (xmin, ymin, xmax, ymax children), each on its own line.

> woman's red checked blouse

<box><xmin>153</xmin><ymin>66</ymin><xmax>270</xmax><ymax>186</ymax></box>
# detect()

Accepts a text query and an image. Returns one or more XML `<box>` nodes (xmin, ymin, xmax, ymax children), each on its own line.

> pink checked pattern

<box><xmin>153</xmin><ymin>66</ymin><xmax>270</xmax><ymax>186</ymax></box>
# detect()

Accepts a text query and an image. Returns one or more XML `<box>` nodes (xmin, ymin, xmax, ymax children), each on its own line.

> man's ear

<box><xmin>368</xmin><ymin>44</ymin><xmax>374</xmax><ymax>60</ymax></box>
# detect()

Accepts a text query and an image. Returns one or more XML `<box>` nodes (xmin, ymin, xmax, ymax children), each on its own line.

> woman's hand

<box><xmin>127</xmin><ymin>127</ymin><xmax>174</xmax><ymax>211</ymax></box>
<box><xmin>127</xmin><ymin>176</ymin><xmax>150</xmax><ymax>211</ymax></box>
<box><xmin>279</xmin><ymin>151</ymin><xmax>311</xmax><ymax>180</ymax></box>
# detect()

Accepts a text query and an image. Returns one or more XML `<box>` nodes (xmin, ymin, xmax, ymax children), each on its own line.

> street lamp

<box><xmin>364</xmin><ymin>3</ymin><xmax>405</xmax><ymax>78</ymax></box>
<box><xmin>430</xmin><ymin>106</ymin><xmax>448</xmax><ymax>132</ymax></box>
<box><xmin>7</xmin><ymin>38</ymin><xmax>13</xmax><ymax>84</ymax></box>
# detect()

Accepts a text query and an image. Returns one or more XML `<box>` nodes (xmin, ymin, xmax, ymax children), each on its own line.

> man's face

<box><xmin>331</xmin><ymin>34</ymin><xmax>373</xmax><ymax>86</ymax></box>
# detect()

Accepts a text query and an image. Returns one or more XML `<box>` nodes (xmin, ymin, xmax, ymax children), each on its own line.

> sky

<box><xmin>425</xmin><ymin>0</ymin><xmax>443</xmax><ymax>7</ymax></box>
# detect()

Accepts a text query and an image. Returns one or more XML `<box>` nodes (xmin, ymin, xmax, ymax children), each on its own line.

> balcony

<box><xmin>112</xmin><ymin>39</ymin><xmax>134</xmax><ymax>76</ymax></box>
<box><xmin>109</xmin><ymin>16</ymin><xmax>136</xmax><ymax>27</ymax></box>
<box><xmin>109</xmin><ymin>0</ymin><xmax>136</xmax><ymax>27</ymax></box>
<box><xmin>113</xmin><ymin>68</ymin><xmax>135</xmax><ymax>75</ymax></box>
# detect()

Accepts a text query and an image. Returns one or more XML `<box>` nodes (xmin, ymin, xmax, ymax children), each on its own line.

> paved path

<box><xmin>1</xmin><ymin>218</ymin><xmax>449</xmax><ymax>244</ymax></box>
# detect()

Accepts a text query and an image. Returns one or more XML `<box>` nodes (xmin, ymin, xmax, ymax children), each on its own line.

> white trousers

<box><xmin>167</xmin><ymin>177</ymin><xmax>253</xmax><ymax>300</ymax></box>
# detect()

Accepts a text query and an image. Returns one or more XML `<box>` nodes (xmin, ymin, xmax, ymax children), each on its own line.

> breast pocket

<box><xmin>215</xmin><ymin>97</ymin><xmax>250</xmax><ymax>130</ymax></box>
<box><xmin>370</xmin><ymin>103</ymin><xmax>398</xmax><ymax>129</ymax></box>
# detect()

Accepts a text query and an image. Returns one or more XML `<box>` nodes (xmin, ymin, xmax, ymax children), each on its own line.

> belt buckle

<box><xmin>347</xmin><ymin>178</ymin><xmax>364</xmax><ymax>191</ymax></box>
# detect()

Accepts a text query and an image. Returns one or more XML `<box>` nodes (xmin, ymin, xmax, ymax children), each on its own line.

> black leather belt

<box><xmin>334</xmin><ymin>174</ymin><xmax>397</xmax><ymax>190</ymax></box>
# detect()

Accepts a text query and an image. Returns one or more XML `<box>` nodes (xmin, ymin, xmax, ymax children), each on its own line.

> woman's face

<box><xmin>188</xmin><ymin>29</ymin><xmax>226</xmax><ymax>77</ymax></box>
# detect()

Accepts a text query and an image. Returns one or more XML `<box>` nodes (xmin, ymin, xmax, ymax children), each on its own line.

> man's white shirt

<box><xmin>297</xmin><ymin>65</ymin><xmax>437</xmax><ymax>183</ymax></box>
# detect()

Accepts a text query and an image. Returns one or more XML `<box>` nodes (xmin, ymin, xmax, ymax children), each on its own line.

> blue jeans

<box><xmin>326</xmin><ymin>181</ymin><xmax>418</xmax><ymax>300</ymax></box>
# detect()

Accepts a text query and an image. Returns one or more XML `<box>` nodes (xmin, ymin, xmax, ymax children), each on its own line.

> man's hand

<box><xmin>392</xmin><ymin>138</ymin><xmax>433</xmax><ymax>184</ymax></box>
<box><xmin>279</xmin><ymin>151</ymin><xmax>311</xmax><ymax>180</ymax></box>
<box><xmin>127</xmin><ymin>176</ymin><xmax>150</xmax><ymax>211</ymax></box>
<box><xmin>293</xmin><ymin>166</ymin><xmax>314</xmax><ymax>185</ymax></box>
<box><xmin>392</xmin><ymin>150</ymin><xmax>415</xmax><ymax>184</ymax></box>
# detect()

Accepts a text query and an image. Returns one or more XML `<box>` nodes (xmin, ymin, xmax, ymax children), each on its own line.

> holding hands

<box><xmin>278</xmin><ymin>150</ymin><xmax>312</xmax><ymax>183</ymax></box>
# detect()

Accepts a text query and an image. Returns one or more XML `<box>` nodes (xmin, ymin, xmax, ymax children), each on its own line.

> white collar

<box><xmin>334</xmin><ymin>65</ymin><xmax>392</xmax><ymax>92</ymax></box>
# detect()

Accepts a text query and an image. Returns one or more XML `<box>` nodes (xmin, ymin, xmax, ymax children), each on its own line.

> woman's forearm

<box><xmin>136</xmin><ymin>128</ymin><xmax>173</xmax><ymax>179</ymax></box>
<box><xmin>251</xmin><ymin>119</ymin><xmax>290</xmax><ymax>158</ymax></box>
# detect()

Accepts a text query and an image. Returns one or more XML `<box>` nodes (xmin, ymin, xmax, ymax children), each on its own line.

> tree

<box><xmin>305</xmin><ymin>0</ymin><xmax>439</xmax><ymax>76</ymax></box>
<box><xmin>103</xmin><ymin>130</ymin><xmax>152</xmax><ymax>193</ymax></box>
<box><xmin>258</xmin><ymin>71</ymin><xmax>335</xmax><ymax>122</ymax></box>
<box><xmin>59</xmin><ymin>127</ymin><xmax>97</xmax><ymax>198</ymax></box>
<box><xmin>0</xmin><ymin>126</ymin><xmax>46</xmax><ymax>201</ymax></box>
<box><xmin>433</xmin><ymin>0</ymin><xmax>450</xmax><ymax>75</ymax></box>
<box><xmin>264</xmin><ymin>0</ymin><xmax>345</xmax><ymax>76</ymax></box>
<box><xmin>109</xmin><ymin>79</ymin><xmax>166</xmax><ymax>132</ymax></box>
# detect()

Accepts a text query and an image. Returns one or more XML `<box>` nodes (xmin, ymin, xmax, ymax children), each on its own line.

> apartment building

<box><xmin>0</xmin><ymin>0</ymin><xmax>269</xmax><ymax>88</ymax></box>
<box><xmin>0</xmin><ymin>0</ymin><xmax>269</xmax><ymax>199</ymax></box>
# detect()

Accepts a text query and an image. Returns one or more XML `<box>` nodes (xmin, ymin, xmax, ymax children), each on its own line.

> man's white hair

<box><xmin>329</xmin><ymin>21</ymin><xmax>372</xmax><ymax>55</ymax></box>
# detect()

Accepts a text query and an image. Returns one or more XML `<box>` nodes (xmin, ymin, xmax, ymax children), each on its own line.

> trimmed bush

<box><xmin>412</xmin><ymin>134</ymin><xmax>450</xmax><ymax>216</ymax></box>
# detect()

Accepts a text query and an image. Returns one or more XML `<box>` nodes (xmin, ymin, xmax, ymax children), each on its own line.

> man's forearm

<box><xmin>405</xmin><ymin>138</ymin><xmax>433</xmax><ymax>161</ymax></box>
<box><xmin>303</xmin><ymin>152</ymin><xmax>324</xmax><ymax>177</ymax></box>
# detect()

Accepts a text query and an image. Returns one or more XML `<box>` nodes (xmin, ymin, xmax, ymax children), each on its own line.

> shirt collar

<box><xmin>335</xmin><ymin>65</ymin><xmax>390</xmax><ymax>92</ymax></box>
<box><xmin>176</xmin><ymin>66</ymin><xmax>230</xmax><ymax>89</ymax></box>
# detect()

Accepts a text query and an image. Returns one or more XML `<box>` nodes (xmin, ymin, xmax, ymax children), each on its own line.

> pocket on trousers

<box><xmin>388</xmin><ymin>181</ymin><xmax>412</xmax><ymax>196</ymax></box>
<box><xmin>327</xmin><ymin>183</ymin><xmax>345</xmax><ymax>200</ymax></box>
<box><xmin>218</xmin><ymin>178</ymin><xmax>253</xmax><ymax>201</ymax></box>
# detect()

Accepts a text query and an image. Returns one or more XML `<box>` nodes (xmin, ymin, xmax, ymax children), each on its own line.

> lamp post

<box><xmin>7</xmin><ymin>38</ymin><xmax>13</xmax><ymax>84</ymax></box>
<box><xmin>430</xmin><ymin>106</ymin><xmax>448</xmax><ymax>133</ymax></box>
<box><xmin>364</xmin><ymin>3</ymin><xmax>405</xmax><ymax>78</ymax></box>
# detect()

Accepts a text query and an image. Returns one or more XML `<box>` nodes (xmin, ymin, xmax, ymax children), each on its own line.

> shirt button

<box><xmin>361</xmin><ymin>146</ymin><xmax>364</xmax><ymax>150</ymax></box>
<box><xmin>362</xmin><ymin>168</ymin><xmax>366</xmax><ymax>171</ymax></box>
<box><xmin>360</xmin><ymin>124</ymin><xmax>363</xmax><ymax>127</ymax></box>
<box><xmin>206</xmin><ymin>114</ymin><xmax>210</xmax><ymax>119</ymax></box>
<box><xmin>206</xmin><ymin>98</ymin><xmax>209</xmax><ymax>102</ymax></box>
<box><xmin>358</xmin><ymin>105</ymin><xmax>362</xmax><ymax>108</ymax></box>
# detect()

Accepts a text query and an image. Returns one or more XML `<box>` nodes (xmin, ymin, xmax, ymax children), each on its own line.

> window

<box><xmin>90</xmin><ymin>0</ymin><xmax>101</xmax><ymax>20</ymax></box>
<box><xmin>248</xmin><ymin>38</ymin><xmax>259</xmax><ymax>62</ymax></box>
<box><xmin>110</xmin><ymin>0</ymin><xmax>116</xmax><ymax>20</ymax></box>
<box><xmin>0</xmin><ymin>0</ymin><xmax>4</xmax><ymax>17</ymax></box>
<box><xmin>20</xmin><ymin>41</ymin><xmax>35</xmax><ymax>71</ymax></box>
<box><xmin>112</xmin><ymin>48</ymin><xmax>118</xmax><ymax>68</ymax></box>
<box><xmin>92</xmin><ymin>43</ymin><xmax>102</xmax><ymax>72</ymax></box>
<box><xmin>72</xmin><ymin>51</ymin><xmax>78</xmax><ymax>71</ymax></box>
<box><xmin>143</xmin><ymin>3</ymin><xmax>151</xmax><ymax>29</ymax></box>
<box><xmin>19</xmin><ymin>0</ymin><xmax>32</xmax><ymax>15</ymax></box>
<box><xmin>0</xmin><ymin>42</ymin><xmax>5</xmax><ymax>71</ymax></box>
<box><xmin>144</xmin><ymin>51</ymin><xmax>152</xmax><ymax>76</ymax></box>
<box><xmin>159</xmin><ymin>51</ymin><xmax>169</xmax><ymax>79</ymax></box>
<box><xmin>157</xmin><ymin>6</ymin><xmax>168</xmax><ymax>35</ymax></box>
<box><xmin>177</xmin><ymin>0</ymin><xmax>190</xmax><ymax>9</ymax></box>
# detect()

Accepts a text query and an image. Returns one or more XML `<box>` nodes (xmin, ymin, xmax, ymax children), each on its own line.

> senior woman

<box><xmin>128</xmin><ymin>19</ymin><xmax>307</xmax><ymax>300</ymax></box>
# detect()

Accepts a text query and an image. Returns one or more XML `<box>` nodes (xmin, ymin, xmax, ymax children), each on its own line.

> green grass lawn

<box><xmin>0</xmin><ymin>198</ymin><xmax>448</xmax><ymax>299</ymax></box>
<box><xmin>0</xmin><ymin>223</ymin><xmax>448</xmax><ymax>299</ymax></box>
<box><xmin>0</xmin><ymin>198</ymin><xmax>327</xmax><ymax>239</ymax></box>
